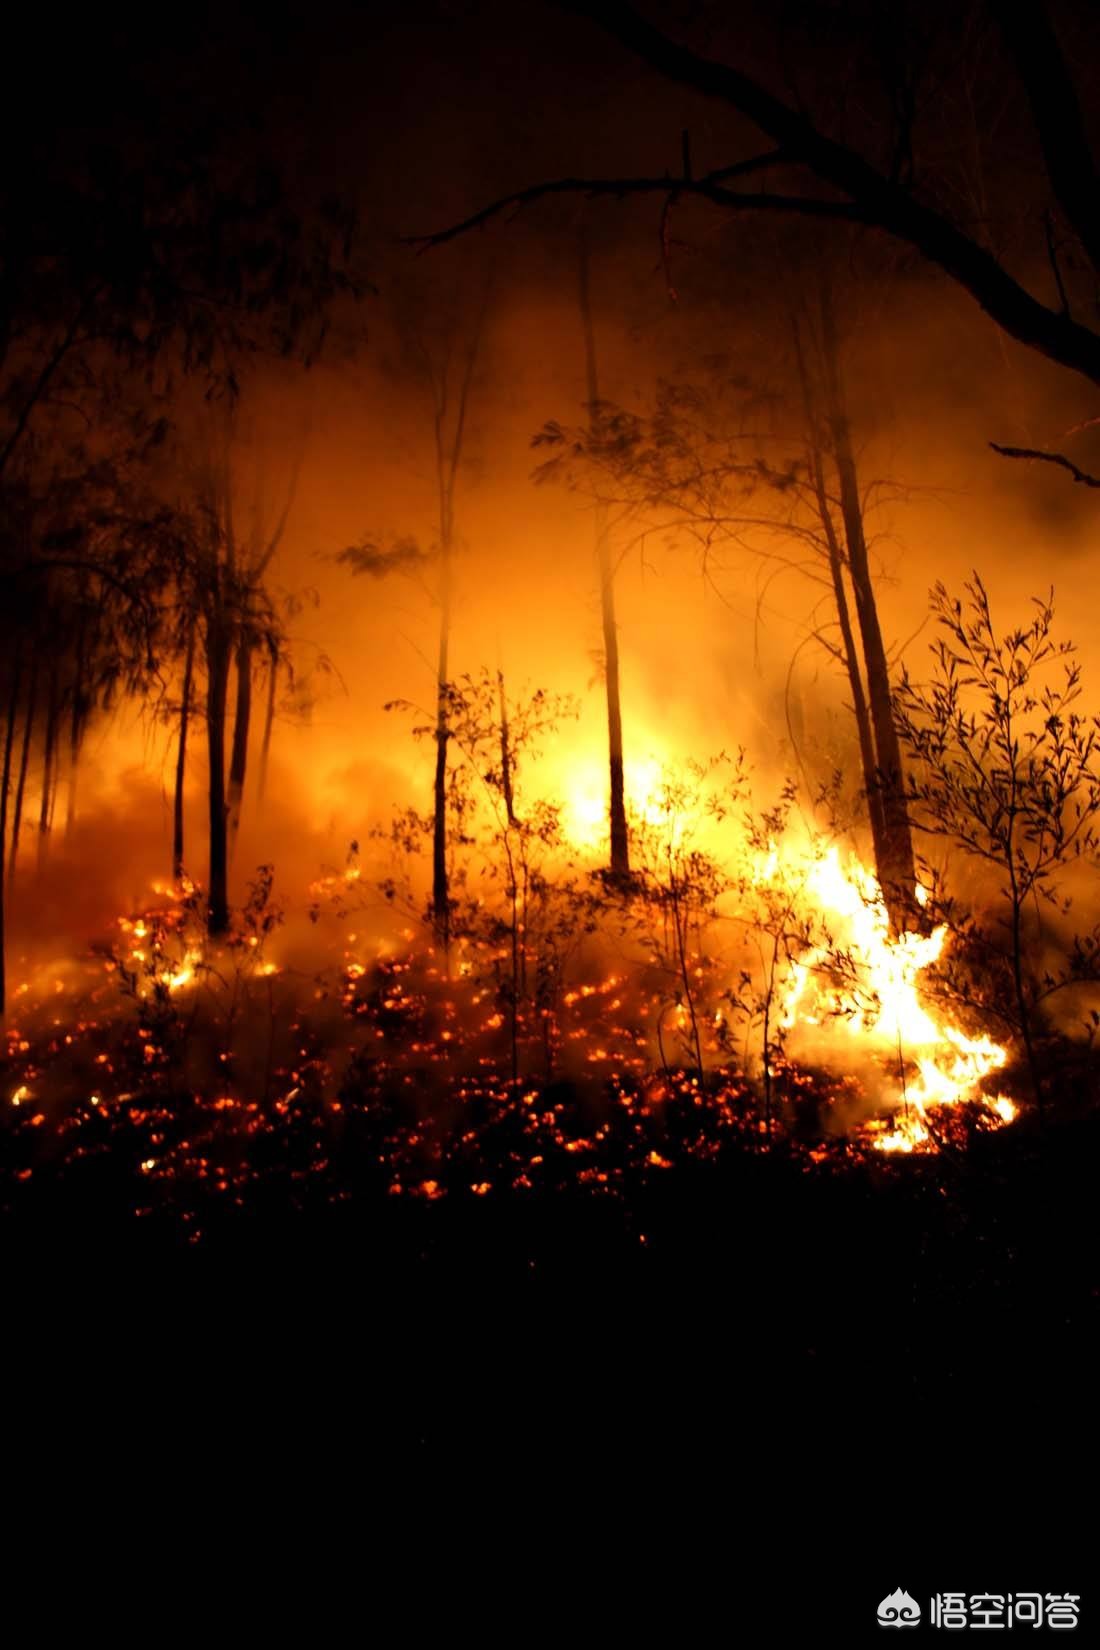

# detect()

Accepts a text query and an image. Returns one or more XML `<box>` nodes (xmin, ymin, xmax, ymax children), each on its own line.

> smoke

<box><xmin>19</xmin><ymin>0</ymin><xmax>1100</xmax><ymax>980</ymax></box>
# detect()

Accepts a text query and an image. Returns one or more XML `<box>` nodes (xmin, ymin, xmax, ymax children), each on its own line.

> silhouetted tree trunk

<box><xmin>64</xmin><ymin>728</ymin><xmax>80</xmax><ymax>839</ymax></box>
<box><xmin>47</xmin><ymin>739</ymin><xmax>61</xmax><ymax>835</ymax></box>
<box><xmin>227</xmin><ymin>631</ymin><xmax>253</xmax><ymax>847</ymax></box>
<box><xmin>818</xmin><ymin>283</ymin><xmax>917</xmax><ymax>924</ymax></box>
<box><xmin>9</xmin><ymin>655</ymin><xmax>37</xmax><ymax>887</ymax></box>
<box><xmin>205</xmin><ymin>610</ymin><xmax>231</xmax><ymax>935</ymax></box>
<box><xmin>432</xmin><ymin>538</ymin><xmax>452</xmax><ymax>944</ymax></box>
<box><xmin>37</xmin><ymin>662</ymin><xmax>60</xmax><ymax>875</ymax></box>
<box><xmin>793</xmin><ymin>317</ymin><xmax>889</xmax><ymax>880</ymax></box>
<box><xmin>257</xmin><ymin>645</ymin><xmax>277</xmax><ymax>804</ymax></box>
<box><xmin>578</xmin><ymin>232</ymin><xmax>630</xmax><ymax>880</ymax></box>
<box><xmin>0</xmin><ymin>656</ymin><xmax>23</xmax><ymax>1013</ymax></box>
<box><xmin>424</xmin><ymin>306</ymin><xmax>485</xmax><ymax>950</ymax></box>
<box><xmin>498</xmin><ymin>666</ymin><xmax>517</xmax><ymax>829</ymax></box>
<box><xmin>65</xmin><ymin>607</ymin><xmax>89</xmax><ymax>838</ymax></box>
<box><xmin>192</xmin><ymin>410</ymin><xmax>300</xmax><ymax>912</ymax></box>
<box><xmin>816</xmin><ymin>455</ymin><xmax>889</xmax><ymax>869</ymax></box>
<box><xmin>173</xmin><ymin>618</ymin><xmax>195</xmax><ymax>881</ymax></box>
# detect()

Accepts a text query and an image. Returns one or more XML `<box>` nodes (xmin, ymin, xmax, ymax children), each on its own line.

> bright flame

<box><xmin>166</xmin><ymin>953</ymin><xmax>200</xmax><ymax>992</ymax></box>
<box><xmin>562</xmin><ymin>754</ymin><xmax>671</xmax><ymax>847</ymax></box>
<box><xmin>764</xmin><ymin>844</ymin><xmax>1011</xmax><ymax>1151</ymax></box>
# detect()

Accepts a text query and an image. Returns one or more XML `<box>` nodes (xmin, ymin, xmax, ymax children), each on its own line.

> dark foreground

<box><xmin>4</xmin><ymin>1090</ymin><xmax>1096</xmax><ymax>1629</ymax></box>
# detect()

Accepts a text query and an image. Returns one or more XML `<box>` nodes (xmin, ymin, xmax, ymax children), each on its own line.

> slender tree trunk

<box><xmin>793</xmin><ymin>317</ymin><xmax>888</xmax><ymax>872</ymax></box>
<box><xmin>47</xmin><ymin>734</ymin><xmax>61</xmax><ymax>835</ymax></box>
<box><xmin>499</xmin><ymin>667</ymin><xmax>522</xmax><ymax>1073</ymax></box>
<box><xmin>806</xmin><ymin>410</ymin><xmax>889</xmax><ymax>865</ymax></box>
<box><xmin>819</xmin><ymin>483</ymin><xmax>889</xmax><ymax>873</ymax></box>
<box><xmin>432</xmin><ymin>544</ymin><xmax>452</xmax><ymax>946</ymax></box>
<box><xmin>422</xmin><ymin>299</ymin><xmax>485</xmax><ymax>951</ymax></box>
<box><xmin>205</xmin><ymin>612</ymin><xmax>231</xmax><ymax>935</ymax></box>
<box><xmin>819</xmin><ymin>284</ymin><xmax>917</xmax><ymax>926</ymax></box>
<box><xmin>173</xmin><ymin>619</ymin><xmax>196</xmax><ymax>881</ymax></box>
<box><xmin>598</xmin><ymin>534</ymin><xmax>630</xmax><ymax>879</ymax></box>
<box><xmin>227</xmin><ymin>631</ymin><xmax>253</xmax><ymax>848</ymax></box>
<box><xmin>9</xmin><ymin>655</ymin><xmax>37</xmax><ymax>888</ymax></box>
<box><xmin>37</xmin><ymin>663</ymin><xmax>60</xmax><ymax>875</ymax></box>
<box><xmin>65</xmin><ymin>608</ymin><xmax>88</xmax><ymax>838</ymax></box>
<box><xmin>670</xmin><ymin>864</ymin><xmax>704</xmax><ymax>1076</ymax></box>
<box><xmin>1008</xmin><ymin>862</ymin><xmax>1043</xmax><ymax>1113</ymax></box>
<box><xmin>0</xmin><ymin>657</ymin><xmax>24</xmax><ymax>1014</ymax></box>
<box><xmin>579</xmin><ymin>233</ymin><xmax>630</xmax><ymax>880</ymax></box>
<box><xmin>497</xmin><ymin>667</ymin><xmax>517</xmax><ymax>828</ymax></box>
<box><xmin>65</xmin><ymin>732</ymin><xmax>80</xmax><ymax>840</ymax></box>
<box><xmin>257</xmin><ymin>647</ymin><xmax>277</xmax><ymax>805</ymax></box>
<box><xmin>505</xmin><ymin>839</ymin><xmax>521</xmax><ymax>1087</ymax></box>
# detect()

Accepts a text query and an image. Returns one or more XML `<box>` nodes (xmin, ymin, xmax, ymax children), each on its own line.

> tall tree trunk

<box><xmin>65</xmin><ymin>728</ymin><xmax>80</xmax><ymax>840</ymax></box>
<box><xmin>257</xmin><ymin>647</ymin><xmax>277</xmax><ymax>805</ymax></box>
<box><xmin>421</xmin><ymin>294</ymin><xmax>485</xmax><ymax>951</ymax></box>
<box><xmin>579</xmin><ymin>232</ymin><xmax>630</xmax><ymax>880</ymax></box>
<box><xmin>47</xmin><ymin>730</ymin><xmax>62</xmax><ymax>834</ymax></box>
<box><xmin>9</xmin><ymin>655</ymin><xmax>37</xmax><ymax>888</ymax></box>
<box><xmin>818</xmin><ymin>284</ymin><xmax>917</xmax><ymax>927</ymax></box>
<box><xmin>0</xmin><ymin>656</ymin><xmax>24</xmax><ymax>1014</ymax></box>
<box><xmin>37</xmin><ymin>663</ymin><xmax>60</xmax><ymax>876</ymax></box>
<box><xmin>816</xmin><ymin>468</ymin><xmax>889</xmax><ymax>873</ymax></box>
<box><xmin>205</xmin><ymin>613</ymin><xmax>231</xmax><ymax>935</ymax></box>
<box><xmin>432</xmin><ymin>542</ymin><xmax>452</xmax><ymax>946</ymax></box>
<box><xmin>793</xmin><ymin>318</ymin><xmax>889</xmax><ymax>875</ymax></box>
<box><xmin>173</xmin><ymin>619</ymin><xmax>195</xmax><ymax>882</ymax></box>
<box><xmin>227</xmin><ymin>631</ymin><xmax>253</xmax><ymax>849</ymax></box>
<box><xmin>497</xmin><ymin>666</ymin><xmax>518</xmax><ymax>828</ymax></box>
<box><xmin>65</xmin><ymin>607</ymin><xmax>88</xmax><ymax>839</ymax></box>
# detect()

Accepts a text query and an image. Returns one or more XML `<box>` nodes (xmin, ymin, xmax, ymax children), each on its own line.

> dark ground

<box><xmin>4</xmin><ymin>1099</ymin><xmax>1095</xmax><ymax>1630</ymax></box>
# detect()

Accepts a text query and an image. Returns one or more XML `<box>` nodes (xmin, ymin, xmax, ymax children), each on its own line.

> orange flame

<box><xmin>763</xmin><ymin>843</ymin><xmax>1013</xmax><ymax>1150</ymax></box>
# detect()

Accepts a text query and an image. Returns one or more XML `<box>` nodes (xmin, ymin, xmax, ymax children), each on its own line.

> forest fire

<box><xmin>4</xmin><ymin>1</ymin><xmax>1100</xmax><ymax>1539</ymax></box>
<box><xmin>0</xmin><ymin>797</ymin><xmax>1019</xmax><ymax>1235</ymax></box>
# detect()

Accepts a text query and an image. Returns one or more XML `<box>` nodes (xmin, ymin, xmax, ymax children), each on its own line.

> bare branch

<box><xmin>409</xmin><ymin>164</ymin><xmax>867</xmax><ymax>250</ymax></box>
<box><xmin>989</xmin><ymin>442</ymin><xmax>1100</xmax><ymax>488</ymax></box>
<box><xmin>552</xmin><ymin>1</ymin><xmax>1100</xmax><ymax>390</ymax></box>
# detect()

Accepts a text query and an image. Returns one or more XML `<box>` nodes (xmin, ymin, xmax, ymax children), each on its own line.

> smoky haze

<box><xmin>11</xmin><ymin>0</ymin><xmax>1100</xmax><ymax>967</ymax></box>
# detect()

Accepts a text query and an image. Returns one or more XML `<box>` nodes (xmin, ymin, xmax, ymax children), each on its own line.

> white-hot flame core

<box><xmin>166</xmin><ymin>954</ymin><xmax>200</xmax><ymax>992</ymax></box>
<box><xmin>563</xmin><ymin>754</ymin><xmax>673</xmax><ymax>847</ymax></box>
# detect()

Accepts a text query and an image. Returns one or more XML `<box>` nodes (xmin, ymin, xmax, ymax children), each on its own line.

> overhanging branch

<box><xmin>989</xmin><ymin>442</ymin><xmax>1100</xmax><ymax>488</ymax></box>
<box><xmin>551</xmin><ymin>1</ymin><xmax>1100</xmax><ymax>391</ymax></box>
<box><xmin>410</xmin><ymin>161</ymin><xmax>867</xmax><ymax>250</ymax></box>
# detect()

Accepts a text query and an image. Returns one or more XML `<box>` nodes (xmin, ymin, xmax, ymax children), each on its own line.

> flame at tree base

<box><xmin>768</xmin><ymin>844</ymin><xmax>1015</xmax><ymax>1151</ymax></box>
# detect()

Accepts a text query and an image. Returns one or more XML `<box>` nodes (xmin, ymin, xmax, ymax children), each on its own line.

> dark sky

<box><xmin>19</xmin><ymin>0</ymin><xmax>1100</xmax><ymax>582</ymax></box>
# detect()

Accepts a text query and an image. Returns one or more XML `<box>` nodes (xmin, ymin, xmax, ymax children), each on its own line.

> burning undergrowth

<box><xmin>0</xmin><ymin>787</ymin><xmax>1033</xmax><ymax>1244</ymax></box>
<box><xmin>11</xmin><ymin>580</ymin><xmax>1100</xmax><ymax>1250</ymax></box>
